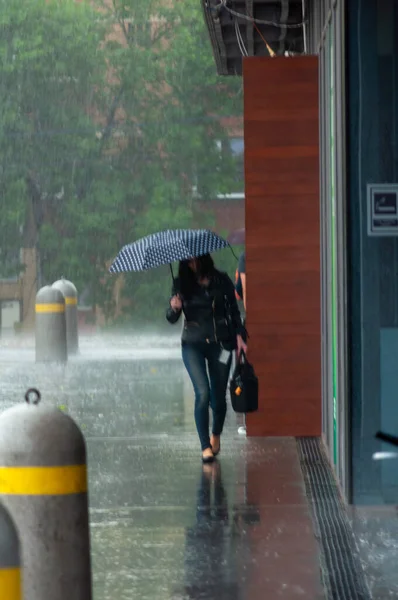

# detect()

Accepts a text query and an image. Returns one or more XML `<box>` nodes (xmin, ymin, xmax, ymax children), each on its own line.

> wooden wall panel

<box><xmin>244</xmin><ymin>56</ymin><xmax>321</xmax><ymax>437</ymax></box>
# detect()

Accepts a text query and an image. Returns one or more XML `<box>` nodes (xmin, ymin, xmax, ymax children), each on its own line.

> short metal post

<box><xmin>0</xmin><ymin>389</ymin><xmax>92</xmax><ymax>600</ymax></box>
<box><xmin>35</xmin><ymin>286</ymin><xmax>67</xmax><ymax>363</ymax></box>
<box><xmin>0</xmin><ymin>502</ymin><xmax>22</xmax><ymax>599</ymax></box>
<box><xmin>53</xmin><ymin>278</ymin><xmax>79</xmax><ymax>355</ymax></box>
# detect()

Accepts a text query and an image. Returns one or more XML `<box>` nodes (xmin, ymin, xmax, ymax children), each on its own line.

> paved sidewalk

<box><xmin>0</xmin><ymin>338</ymin><xmax>326</xmax><ymax>599</ymax></box>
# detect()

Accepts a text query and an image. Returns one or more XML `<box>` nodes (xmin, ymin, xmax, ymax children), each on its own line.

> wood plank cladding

<box><xmin>244</xmin><ymin>56</ymin><xmax>321</xmax><ymax>437</ymax></box>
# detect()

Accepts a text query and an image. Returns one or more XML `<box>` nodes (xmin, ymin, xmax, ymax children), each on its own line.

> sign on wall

<box><xmin>367</xmin><ymin>184</ymin><xmax>398</xmax><ymax>236</ymax></box>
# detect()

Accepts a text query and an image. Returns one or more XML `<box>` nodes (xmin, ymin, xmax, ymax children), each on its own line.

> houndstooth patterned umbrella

<box><xmin>109</xmin><ymin>229</ymin><xmax>229</xmax><ymax>273</ymax></box>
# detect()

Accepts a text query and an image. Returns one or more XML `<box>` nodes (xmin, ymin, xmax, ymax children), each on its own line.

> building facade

<box><xmin>202</xmin><ymin>0</ymin><xmax>398</xmax><ymax>504</ymax></box>
<box><xmin>307</xmin><ymin>0</ymin><xmax>351</xmax><ymax>499</ymax></box>
<box><xmin>307</xmin><ymin>0</ymin><xmax>398</xmax><ymax>505</ymax></box>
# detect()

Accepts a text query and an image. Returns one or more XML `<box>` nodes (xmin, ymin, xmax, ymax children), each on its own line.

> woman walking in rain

<box><xmin>167</xmin><ymin>254</ymin><xmax>246</xmax><ymax>463</ymax></box>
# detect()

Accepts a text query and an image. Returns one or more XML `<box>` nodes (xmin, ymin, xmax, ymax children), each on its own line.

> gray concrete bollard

<box><xmin>0</xmin><ymin>389</ymin><xmax>92</xmax><ymax>600</ymax></box>
<box><xmin>0</xmin><ymin>502</ymin><xmax>22</xmax><ymax>600</ymax></box>
<box><xmin>52</xmin><ymin>278</ymin><xmax>79</xmax><ymax>355</ymax></box>
<box><xmin>35</xmin><ymin>286</ymin><xmax>67</xmax><ymax>363</ymax></box>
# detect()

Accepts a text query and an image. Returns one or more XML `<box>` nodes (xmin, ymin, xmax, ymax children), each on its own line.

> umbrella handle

<box><xmin>169</xmin><ymin>263</ymin><xmax>175</xmax><ymax>282</ymax></box>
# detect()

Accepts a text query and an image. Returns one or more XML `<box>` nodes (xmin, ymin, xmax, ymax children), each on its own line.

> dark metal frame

<box><xmin>335</xmin><ymin>0</ymin><xmax>351</xmax><ymax>502</ymax></box>
<box><xmin>315</xmin><ymin>0</ymin><xmax>351</xmax><ymax>501</ymax></box>
<box><xmin>200</xmin><ymin>0</ymin><xmax>352</xmax><ymax>500</ymax></box>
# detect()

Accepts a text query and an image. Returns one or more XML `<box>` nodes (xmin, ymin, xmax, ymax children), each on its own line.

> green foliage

<box><xmin>0</xmin><ymin>0</ymin><xmax>105</xmax><ymax>277</ymax></box>
<box><xmin>0</xmin><ymin>0</ymin><xmax>243</xmax><ymax>323</ymax></box>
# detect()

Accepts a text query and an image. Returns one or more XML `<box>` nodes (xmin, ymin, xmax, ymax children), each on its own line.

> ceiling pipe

<box><xmin>302</xmin><ymin>0</ymin><xmax>308</xmax><ymax>53</ymax></box>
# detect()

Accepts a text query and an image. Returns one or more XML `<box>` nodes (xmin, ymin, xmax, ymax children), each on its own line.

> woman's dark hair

<box><xmin>178</xmin><ymin>254</ymin><xmax>216</xmax><ymax>299</ymax></box>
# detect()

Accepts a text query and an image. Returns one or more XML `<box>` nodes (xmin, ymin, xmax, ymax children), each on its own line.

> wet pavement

<box><xmin>0</xmin><ymin>335</ymin><xmax>335</xmax><ymax>599</ymax></box>
<box><xmin>349</xmin><ymin>507</ymin><xmax>398</xmax><ymax>599</ymax></box>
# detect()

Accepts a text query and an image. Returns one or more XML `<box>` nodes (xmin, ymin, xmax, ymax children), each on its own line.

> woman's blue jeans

<box><xmin>182</xmin><ymin>341</ymin><xmax>232</xmax><ymax>451</ymax></box>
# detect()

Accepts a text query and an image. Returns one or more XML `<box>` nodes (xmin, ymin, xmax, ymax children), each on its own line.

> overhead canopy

<box><xmin>201</xmin><ymin>1</ymin><xmax>306</xmax><ymax>75</ymax></box>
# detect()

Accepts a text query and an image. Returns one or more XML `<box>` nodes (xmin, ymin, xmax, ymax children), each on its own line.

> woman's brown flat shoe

<box><xmin>202</xmin><ymin>448</ymin><xmax>215</xmax><ymax>464</ymax></box>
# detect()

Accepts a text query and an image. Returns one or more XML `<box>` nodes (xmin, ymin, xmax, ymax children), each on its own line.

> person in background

<box><xmin>234</xmin><ymin>261</ymin><xmax>243</xmax><ymax>305</ymax></box>
<box><xmin>166</xmin><ymin>254</ymin><xmax>246</xmax><ymax>464</ymax></box>
<box><xmin>235</xmin><ymin>250</ymin><xmax>247</xmax><ymax>436</ymax></box>
<box><xmin>236</xmin><ymin>251</ymin><xmax>246</xmax><ymax>312</ymax></box>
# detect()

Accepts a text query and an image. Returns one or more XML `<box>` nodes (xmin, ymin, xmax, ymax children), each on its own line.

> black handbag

<box><xmin>229</xmin><ymin>350</ymin><xmax>258</xmax><ymax>413</ymax></box>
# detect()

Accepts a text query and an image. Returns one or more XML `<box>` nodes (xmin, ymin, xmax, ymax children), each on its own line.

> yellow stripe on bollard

<box><xmin>0</xmin><ymin>567</ymin><xmax>22</xmax><ymax>600</ymax></box>
<box><xmin>0</xmin><ymin>465</ymin><xmax>87</xmax><ymax>495</ymax></box>
<box><xmin>35</xmin><ymin>303</ymin><xmax>65</xmax><ymax>313</ymax></box>
<box><xmin>64</xmin><ymin>297</ymin><xmax>78</xmax><ymax>306</ymax></box>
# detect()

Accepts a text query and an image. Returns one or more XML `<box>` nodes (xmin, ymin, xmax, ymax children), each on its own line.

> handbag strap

<box><xmin>238</xmin><ymin>349</ymin><xmax>247</xmax><ymax>363</ymax></box>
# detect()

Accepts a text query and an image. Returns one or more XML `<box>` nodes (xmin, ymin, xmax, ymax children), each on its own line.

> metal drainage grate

<box><xmin>296</xmin><ymin>437</ymin><xmax>371</xmax><ymax>600</ymax></box>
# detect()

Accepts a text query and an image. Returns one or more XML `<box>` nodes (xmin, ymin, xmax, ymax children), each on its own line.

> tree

<box><xmin>0</xmin><ymin>0</ymin><xmax>243</xmax><ymax>324</ymax></box>
<box><xmin>97</xmin><ymin>0</ymin><xmax>244</xmax><ymax>324</ymax></box>
<box><xmin>0</xmin><ymin>0</ymin><xmax>106</xmax><ymax>275</ymax></box>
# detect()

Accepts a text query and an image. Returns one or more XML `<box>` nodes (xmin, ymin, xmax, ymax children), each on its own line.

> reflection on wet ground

<box><xmin>7</xmin><ymin>335</ymin><xmax>396</xmax><ymax>598</ymax></box>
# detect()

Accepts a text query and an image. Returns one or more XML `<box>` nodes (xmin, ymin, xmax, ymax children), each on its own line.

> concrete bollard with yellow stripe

<box><xmin>35</xmin><ymin>286</ymin><xmax>67</xmax><ymax>363</ymax></box>
<box><xmin>0</xmin><ymin>502</ymin><xmax>22</xmax><ymax>600</ymax></box>
<box><xmin>52</xmin><ymin>278</ymin><xmax>79</xmax><ymax>355</ymax></box>
<box><xmin>0</xmin><ymin>389</ymin><xmax>92</xmax><ymax>600</ymax></box>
